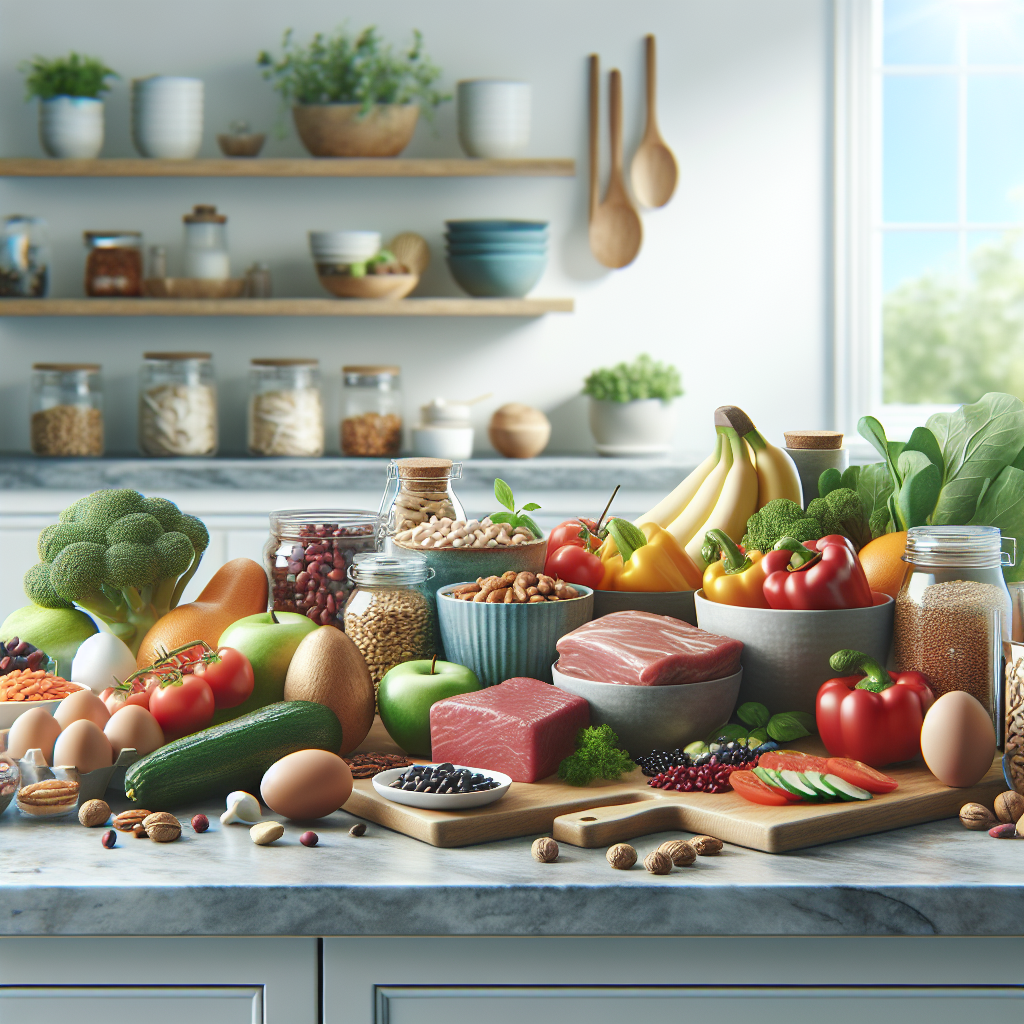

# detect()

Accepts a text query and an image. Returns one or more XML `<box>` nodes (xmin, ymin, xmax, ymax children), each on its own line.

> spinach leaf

<box><xmin>896</xmin><ymin>451</ymin><xmax>942</xmax><ymax>529</ymax></box>
<box><xmin>840</xmin><ymin>466</ymin><xmax>861</xmax><ymax>491</ymax></box>
<box><xmin>857</xmin><ymin>462</ymin><xmax>894</xmax><ymax>522</ymax></box>
<box><xmin>970</xmin><ymin>464</ymin><xmax>1024</xmax><ymax>583</ymax></box>
<box><xmin>903</xmin><ymin>426</ymin><xmax>944</xmax><ymax>478</ymax></box>
<box><xmin>927</xmin><ymin>393</ymin><xmax>1024</xmax><ymax>525</ymax></box>
<box><xmin>818</xmin><ymin>468</ymin><xmax>842</xmax><ymax>499</ymax></box>
<box><xmin>858</xmin><ymin>415</ymin><xmax>903</xmax><ymax>487</ymax></box>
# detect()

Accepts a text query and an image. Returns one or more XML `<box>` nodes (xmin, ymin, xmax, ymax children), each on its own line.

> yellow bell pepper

<box><xmin>700</xmin><ymin>528</ymin><xmax>771</xmax><ymax>608</ymax></box>
<box><xmin>599</xmin><ymin>520</ymin><xmax>704</xmax><ymax>592</ymax></box>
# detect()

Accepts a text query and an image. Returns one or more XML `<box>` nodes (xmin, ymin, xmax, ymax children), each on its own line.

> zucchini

<box><xmin>125</xmin><ymin>701</ymin><xmax>343</xmax><ymax>808</ymax></box>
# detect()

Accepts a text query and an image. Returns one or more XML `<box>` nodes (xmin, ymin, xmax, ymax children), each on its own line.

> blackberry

<box><xmin>634</xmin><ymin>748</ymin><xmax>691</xmax><ymax>777</ymax></box>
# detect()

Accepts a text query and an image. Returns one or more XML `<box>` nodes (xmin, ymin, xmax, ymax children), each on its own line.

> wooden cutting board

<box><xmin>347</xmin><ymin>720</ymin><xmax>1005</xmax><ymax>853</ymax></box>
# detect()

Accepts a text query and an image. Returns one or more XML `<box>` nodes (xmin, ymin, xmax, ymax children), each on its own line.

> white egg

<box><xmin>71</xmin><ymin>632</ymin><xmax>138</xmax><ymax>694</ymax></box>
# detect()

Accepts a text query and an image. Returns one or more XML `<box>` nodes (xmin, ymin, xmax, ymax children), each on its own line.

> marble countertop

<box><xmin>1</xmin><ymin>792</ymin><xmax>1019</xmax><ymax>938</ymax></box>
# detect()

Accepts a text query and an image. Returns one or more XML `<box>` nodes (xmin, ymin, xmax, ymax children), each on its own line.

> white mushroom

<box><xmin>220</xmin><ymin>790</ymin><xmax>261</xmax><ymax>825</ymax></box>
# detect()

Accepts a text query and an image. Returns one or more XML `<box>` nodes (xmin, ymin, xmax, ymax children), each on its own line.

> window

<box><xmin>835</xmin><ymin>0</ymin><xmax>1024</xmax><ymax>438</ymax></box>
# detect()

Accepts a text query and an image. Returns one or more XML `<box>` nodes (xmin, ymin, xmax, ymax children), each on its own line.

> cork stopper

<box><xmin>784</xmin><ymin>431</ymin><xmax>844</xmax><ymax>450</ymax></box>
<box><xmin>396</xmin><ymin>457</ymin><xmax>453</xmax><ymax>478</ymax></box>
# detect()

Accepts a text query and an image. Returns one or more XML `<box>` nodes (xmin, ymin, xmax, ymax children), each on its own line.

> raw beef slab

<box><xmin>555</xmin><ymin>609</ymin><xmax>743</xmax><ymax>685</ymax></box>
<box><xmin>429</xmin><ymin>676</ymin><xmax>590</xmax><ymax>783</ymax></box>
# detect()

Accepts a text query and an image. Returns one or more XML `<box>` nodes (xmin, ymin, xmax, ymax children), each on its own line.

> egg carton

<box><xmin>17</xmin><ymin>747</ymin><xmax>139</xmax><ymax>805</ymax></box>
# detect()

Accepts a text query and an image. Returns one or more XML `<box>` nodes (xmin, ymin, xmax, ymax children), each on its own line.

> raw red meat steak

<box><xmin>554</xmin><ymin>610</ymin><xmax>743</xmax><ymax>686</ymax></box>
<box><xmin>429</xmin><ymin>676</ymin><xmax>590</xmax><ymax>783</ymax></box>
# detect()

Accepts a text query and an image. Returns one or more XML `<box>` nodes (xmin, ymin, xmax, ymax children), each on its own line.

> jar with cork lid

<box><xmin>894</xmin><ymin>525</ymin><xmax>1015</xmax><ymax>728</ymax></box>
<box><xmin>183</xmin><ymin>205</ymin><xmax>229</xmax><ymax>280</ymax></box>
<box><xmin>139</xmin><ymin>352</ymin><xmax>217</xmax><ymax>456</ymax></box>
<box><xmin>377</xmin><ymin>458</ymin><xmax>466</xmax><ymax>550</ymax></box>
<box><xmin>248</xmin><ymin>358</ymin><xmax>324</xmax><ymax>457</ymax></box>
<box><xmin>30</xmin><ymin>363</ymin><xmax>104</xmax><ymax>456</ymax></box>
<box><xmin>84</xmin><ymin>231</ymin><xmax>143</xmax><ymax>296</ymax></box>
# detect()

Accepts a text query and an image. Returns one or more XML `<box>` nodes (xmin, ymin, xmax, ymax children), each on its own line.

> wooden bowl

<box><xmin>316</xmin><ymin>272</ymin><xmax>418</xmax><ymax>300</ymax></box>
<box><xmin>488</xmin><ymin>403</ymin><xmax>551</xmax><ymax>458</ymax></box>
<box><xmin>142</xmin><ymin>278</ymin><xmax>245</xmax><ymax>299</ymax></box>
<box><xmin>217</xmin><ymin>133</ymin><xmax>266</xmax><ymax>157</ymax></box>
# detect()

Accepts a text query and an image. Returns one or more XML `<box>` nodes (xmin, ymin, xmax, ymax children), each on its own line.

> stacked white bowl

<box><xmin>308</xmin><ymin>231</ymin><xmax>381</xmax><ymax>267</ymax></box>
<box><xmin>457</xmin><ymin>80</ymin><xmax>531</xmax><ymax>159</ymax></box>
<box><xmin>132</xmin><ymin>77</ymin><xmax>204</xmax><ymax>159</ymax></box>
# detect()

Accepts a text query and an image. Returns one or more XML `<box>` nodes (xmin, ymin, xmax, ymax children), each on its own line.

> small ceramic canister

<box><xmin>783</xmin><ymin>431</ymin><xmax>849</xmax><ymax>507</ymax></box>
<box><xmin>457</xmin><ymin>80</ymin><xmax>531</xmax><ymax>158</ymax></box>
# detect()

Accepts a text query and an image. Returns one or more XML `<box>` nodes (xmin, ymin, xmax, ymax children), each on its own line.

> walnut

<box><xmin>143</xmin><ymin>812</ymin><xmax>181</xmax><ymax>843</ymax></box>
<box><xmin>606</xmin><ymin>843</ymin><xmax>637</xmax><ymax>869</ymax></box>
<box><xmin>643</xmin><ymin>850</ymin><xmax>672</xmax><ymax>875</ymax></box>
<box><xmin>960</xmin><ymin>802</ymin><xmax>998</xmax><ymax>830</ymax></box>
<box><xmin>250</xmin><ymin>821</ymin><xmax>284</xmax><ymax>846</ymax></box>
<box><xmin>531</xmin><ymin>837</ymin><xmax>559</xmax><ymax>863</ymax></box>
<box><xmin>658</xmin><ymin>839</ymin><xmax>696</xmax><ymax>866</ymax></box>
<box><xmin>113</xmin><ymin>808</ymin><xmax>150</xmax><ymax>832</ymax></box>
<box><xmin>78</xmin><ymin>799</ymin><xmax>110</xmax><ymax>828</ymax></box>
<box><xmin>994</xmin><ymin>791</ymin><xmax>1024</xmax><ymax>824</ymax></box>
<box><xmin>690</xmin><ymin>835</ymin><xmax>724</xmax><ymax>856</ymax></box>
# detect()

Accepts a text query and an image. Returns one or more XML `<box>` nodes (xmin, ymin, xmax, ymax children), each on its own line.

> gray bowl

<box><xmin>552</xmin><ymin>664</ymin><xmax>743</xmax><ymax>757</ymax></box>
<box><xmin>437</xmin><ymin>583</ymin><xmax>594</xmax><ymax>686</ymax></box>
<box><xmin>694</xmin><ymin>591</ymin><xmax>895</xmax><ymax>714</ymax></box>
<box><xmin>592</xmin><ymin>589</ymin><xmax>697</xmax><ymax>625</ymax></box>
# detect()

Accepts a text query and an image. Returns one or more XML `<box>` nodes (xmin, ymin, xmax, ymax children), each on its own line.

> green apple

<box><xmin>378</xmin><ymin>659</ymin><xmax>481</xmax><ymax>757</ymax></box>
<box><xmin>215</xmin><ymin>611</ymin><xmax>318</xmax><ymax>723</ymax></box>
<box><xmin>0</xmin><ymin>604</ymin><xmax>97</xmax><ymax>676</ymax></box>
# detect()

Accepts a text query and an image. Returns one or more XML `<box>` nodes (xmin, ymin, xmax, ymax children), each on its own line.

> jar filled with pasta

<box><xmin>139</xmin><ymin>352</ymin><xmax>217</xmax><ymax>456</ymax></box>
<box><xmin>248</xmin><ymin>358</ymin><xmax>324</xmax><ymax>457</ymax></box>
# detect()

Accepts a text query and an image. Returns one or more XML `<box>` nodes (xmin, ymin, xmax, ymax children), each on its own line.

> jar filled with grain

<box><xmin>84</xmin><ymin>231</ymin><xmax>143</xmax><ymax>297</ymax></box>
<box><xmin>377</xmin><ymin>457</ymin><xmax>466</xmax><ymax>550</ymax></box>
<box><xmin>248</xmin><ymin>358</ymin><xmax>324</xmax><ymax>457</ymax></box>
<box><xmin>344</xmin><ymin>553</ymin><xmax>436</xmax><ymax>693</ymax></box>
<box><xmin>341</xmin><ymin>365</ymin><xmax>403</xmax><ymax>457</ymax></box>
<box><xmin>30</xmin><ymin>363</ymin><xmax>104</xmax><ymax>457</ymax></box>
<box><xmin>139</xmin><ymin>352</ymin><xmax>217</xmax><ymax>456</ymax></box>
<box><xmin>894</xmin><ymin>525</ymin><xmax>1014</xmax><ymax>726</ymax></box>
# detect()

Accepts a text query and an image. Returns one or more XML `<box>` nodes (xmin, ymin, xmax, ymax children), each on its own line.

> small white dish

<box><xmin>412</xmin><ymin>425</ymin><xmax>474</xmax><ymax>460</ymax></box>
<box><xmin>0</xmin><ymin>681</ymin><xmax>89</xmax><ymax>731</ymax></box>
<box><xmin>371</xmin><ymin>764</ymin><xmax>512</xmax><ymax>810</ymax></box>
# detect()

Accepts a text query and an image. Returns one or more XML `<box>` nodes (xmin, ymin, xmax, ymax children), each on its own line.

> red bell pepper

<box><xmin>762</xmin><ymin>534</ymin><xmax>873</xmax><ymax>610</ymax></box>
<box><xmin>816</xmin><ymin>649</ymin><xmax>935</xmax><ymax>767</ymax></box>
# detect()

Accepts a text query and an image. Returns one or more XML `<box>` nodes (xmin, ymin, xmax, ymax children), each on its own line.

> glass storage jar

<box><xmin>265</xmin><ymin>509</ymin><xmax>378</xmax><ymax>626</ymax></box>
<box><xmin>343</xmin><ymin>553</ymin><xmax>436</xmax><ymax>691</ymax></box>
<box><xmin>894</xmin><ymin>525</ymin><xmax>1014</xmax><ymax>727</ymax></box>
<box><xmin>84</xmin><ymin>231</ymin><xmax>143</xmax><ymax>296</ymax></box>
<box><xmin>341</xmin><ymin>364</ymin><xmax>403</xmax><ymax>457</ymax></box>
<box><xmin>30</xmin><ymin>363</ymin><xmax>104</xmax><ymax>456</ymax></box>
<box><xmin>1</xmin><ymin>216</ymin><xmax>49</xmax><ymax>297</ymax></box>
<box><xmin>378</xmin><ymin>457</ymin><xmax>466</xmax><ymax>550</ymax></box>
<box><xmin>139</xmin><ymin>352</ymin><xmax>217</xmax><ymax>456</ymax></box>
<box><xmin>248</xmin><ymin>358</ymin><xmax>324</xmax><ymax>457</ymax></box>
<box><xmin>183</xmin><ymin>205</ymin><xmax>230</xmax><ymax>280</ymax></box>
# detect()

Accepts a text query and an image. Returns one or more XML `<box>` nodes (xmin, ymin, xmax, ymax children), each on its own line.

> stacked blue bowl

<box><xmin>445</xmin><ymin>219</ymin><xmax>548</xmax><ymax>298</ymax></box>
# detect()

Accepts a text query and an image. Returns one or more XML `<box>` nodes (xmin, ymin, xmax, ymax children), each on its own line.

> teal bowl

<box><xmin>447</xmin><ymin>252</ymin><xmax>547</xmax><ymax>298</ymax></box>
<box><xmin>445</xmin><ymin>219</ymin><xmax>548</xmax><ymax>232</ymax></box>
<box><xmin>446</xmin><ymin>241</ymin><xmax>548</xmax><ymax>255</ymax></box>
<box><xmin>445</xmin><ymin>230</ymin><xmax>549</xmax><ymax>246</ymax></box>
<box><xmin>437</xmin><ymin>583</ymin><xmax>595</xmax><ymax>686</ymax></box>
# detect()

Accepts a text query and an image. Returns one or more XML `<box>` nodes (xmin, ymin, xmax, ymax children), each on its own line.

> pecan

<box><xmin>344</xmin><ymin>752</ymin><xmax>413</xmax><ymax>779</ymax></box>
<box><xmin>113</xmin><ymin>808</ymin><xmax>151</xmax><ymax>832</ymax></box>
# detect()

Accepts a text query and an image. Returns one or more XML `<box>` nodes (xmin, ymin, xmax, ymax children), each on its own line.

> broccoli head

<box><xmin>805</xmin><ymin>488</ymin><xmax>872</xmax><ymax>551</ymax></box>
<box><xmin>23</xmin><ymin>489</ymin><xmax>209</xmax><ymax>655</ymax></box>
<box><xmin>741</xmin><ymin>499</ymin><xmax>823</xmax><ymax>554</ymax></box>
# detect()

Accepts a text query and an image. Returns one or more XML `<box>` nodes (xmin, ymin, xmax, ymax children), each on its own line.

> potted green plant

<box><xmin>583</xmin><ymin>354</ymin><xmax>683</xmax><ymax>456</ymax></box>
<box><xmin>21</xmin><ymin>52</ymin><xmax>117</xmax><ymax>159</ymax></box>
<box><xmin>258</xmin><ymin>26</ymin><xmax>449</xmax><ymax>158</ymax></box>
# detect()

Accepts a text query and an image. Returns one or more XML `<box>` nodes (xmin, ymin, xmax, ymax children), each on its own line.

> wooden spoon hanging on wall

<box><xmin>631</xmin><ymin>34</ymin><xmax>678</xmax><ymax>208</ymax></box>
<box><xmin>589</xmin><ymin>68</ymin><xmax>643</xmax><ymax>269</ymax></box>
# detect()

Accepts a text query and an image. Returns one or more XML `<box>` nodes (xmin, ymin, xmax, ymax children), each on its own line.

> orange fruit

<box><xmin>858</xmin><ymin>531</ymin><xmax>908</xmax><ymax>600</ymax></box>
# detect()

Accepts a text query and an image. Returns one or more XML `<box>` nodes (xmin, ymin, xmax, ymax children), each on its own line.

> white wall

<box><xmin>0</xmin><ymin>0</ymin><xmax>830</xmax><ymax>457</ymax></box>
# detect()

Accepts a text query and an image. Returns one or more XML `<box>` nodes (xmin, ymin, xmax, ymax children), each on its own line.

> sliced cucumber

<box><xmin>821</xmin><ymin>773</ymin><xmax>872</xmax><ymax>801</ymax></box>
<box><xmin>752</xmin><ymin>767</ymin><xmax>780</xmax><ymax>789</ymax></box>
<box><xmin>799</xmin><ymin>771</ymin><xmax>840</xmax><ymax>800</ymax></box>
<box><xmin>778</xmin><ymin>769</ymin><xmax>822</xmax><ymax>801</ymax></box>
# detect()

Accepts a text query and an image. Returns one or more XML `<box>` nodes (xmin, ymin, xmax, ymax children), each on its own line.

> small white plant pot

<box><xmin>588</xmin><ymin>397</ymin><xmax>675</xmax><ymax>457</ymax></box>
<box><xmin>39</xmin><ymin>96</ymin><xmax>104</xmax><ymax>159</ymax></box>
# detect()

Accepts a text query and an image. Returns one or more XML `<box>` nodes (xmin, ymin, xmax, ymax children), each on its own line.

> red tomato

<box><xmin>825</xmin><ymin>757</ymin><xmax>899</xmax><ymax>794</ymax></box>
<box><xmin>100</xmin><ymin>684</ymin><xmax>150</xmax><ymax>715</ymax></box>
<box><xmin>195</xmin><ymin>647</ymin><xmax>255</xmax><ymax>710</ymax></box>
<box><xmin>546</xmin><ymin>518</ymin><xmax>602</xmax><ymax>555</ymax></box>
<box><xmin>544</xmin><ymin>543</ymin><xmax>605</xmax><ymax>588</ymax></box>
<box><xmin>758</xmin><ymin>752</ymin><xmax>830</xmax><ymax>774</ymax></box>
<box><xmin>730</xmin><ymin>770</ymin><xmax>794</xmax><ymax>806</ymax></box>
<box><xmin>148</xmin><ymin>674</ymin><xmax>215</xmax><ymax>741</ymax></box>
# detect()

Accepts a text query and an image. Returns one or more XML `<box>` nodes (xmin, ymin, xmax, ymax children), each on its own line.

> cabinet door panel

<box><xmin>376</xmin><ymin>986</ymin><xmax>1023</xmax><ymax>1024</ymax></box>
<box><xmin>0</xmin><ymin>986</ymin><xmax>259</xmax><ymax>1024</ymax></box>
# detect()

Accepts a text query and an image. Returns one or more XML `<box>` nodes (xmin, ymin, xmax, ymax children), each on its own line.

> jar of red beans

<box><xmin>265</xmin><ymin>510</ymin><xmax>378</xmax><ymax>627</ymax></box>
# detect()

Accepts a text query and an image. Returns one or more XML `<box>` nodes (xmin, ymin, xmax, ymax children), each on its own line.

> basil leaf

<box><xmin>494</xmin><ymin>478</ymin><xmax>515</xmax><ymax>512</ymax></box>
<box><xmin>517</xmin><ymin>514</ymin><xmax>543</xmax><ymax>538</ymax></box>
<box><xmin>766</xmin><ymin>712</ymin><xmax>813</xmax><ymax>742</ymax></box>
<box><xmin>707</xmin><ymin>722</ymin><xmax>747</xmax><ymax>742</ymax></box>
<box><xmin>747</xmin><ymin>727</ymin><xmax>769</xmax><ymax>744</ymax></box>
<box><xmin>736</xmin><ymin>702</ymin><xmax>770</xmax><ymax>728</ymax></box>
<box><xmin>488</xmin><ymin>511</ymin><xmax>515</xmax><ymax>525</ymax></box>
<box><xmin>605</xmin><ymin>518</ymin><xmax>647</xmax><ymax>562</ymax></box>
<box><xmin>521</xmin><ymin>502</ymin><xmax>541</xmax><ymax>512</ymax></box>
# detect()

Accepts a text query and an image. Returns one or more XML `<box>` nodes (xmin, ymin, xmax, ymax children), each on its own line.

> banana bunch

<box><xmin>636</xmin><ymin>406</ymin><xmax>802</xmax><ymax>570</ymax></box>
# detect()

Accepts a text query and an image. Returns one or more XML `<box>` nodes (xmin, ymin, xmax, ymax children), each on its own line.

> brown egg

<box><xmin>920</xmin><ymin>690</ymin><xmax>997</xmax><ymax>788</ymax></box>
<box><xmin>54</xmin><ymin>687</ymin><xmax>110</xmax><ymax>731</ymax></box>
<box><xmin>53</xmin><ymin>719</ymin><xmax>113</xmax><ymax>773</ymax></box>
<box><xmin>260</xmin><ymin>749</ymin><xmax>353</xmax><ymax>820</ymax></box>
<box><xmin>103</xmin><ymin>704</ymin><xmax>164</xmax><ymax>757</ymax></box>
<box><xmin>7</xmin><ymin>707</ymin><xmax>62</xmax><ymax>763</ymax></box>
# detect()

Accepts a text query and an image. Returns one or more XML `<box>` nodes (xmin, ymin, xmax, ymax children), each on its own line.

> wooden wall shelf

<box><xmin>0</xmin><ymin>297</ymin><xmax>573</xmax><ymax>317</ymax></box>
<box><xmin>0</xmin><ymin>158</ymin><xmax>575</xmax><ymax>178</ymax></box>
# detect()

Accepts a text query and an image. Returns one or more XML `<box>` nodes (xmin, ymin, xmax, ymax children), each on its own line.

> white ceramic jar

<box><xmin>588</xmin><ymin>398</ymin><xmax>674</xmax><ymax>457</ymax></box>
<box><xmin>457</xmin><ymin>80</ymin><xmax>531</xmax><ymax>158</ymax></box>
<box><xmin>131</xmin><ymin>76</ymin><xmax>203</xmax><ymax>159</ymax></box>
<box><xmin>183</xmin><ymin>205</ymin><xmax>229</xmax><ymax>280</ymax></box>
<box><xmin>39</xmin><ymin>97</ymin><xmax>104</xmax><ymax>159</ymax></box>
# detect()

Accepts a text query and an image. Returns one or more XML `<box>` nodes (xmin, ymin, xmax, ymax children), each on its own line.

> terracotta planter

<box><xmin>292</xmin><ymin>103</ymin><xmax>419</xmax><ymax>157</ymax></box>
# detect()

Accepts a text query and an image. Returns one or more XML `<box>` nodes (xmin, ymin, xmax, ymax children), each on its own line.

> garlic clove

<box><xmin>220</xmin><ymin>790</ymin><xmax>261</xmax><ymax>825</ymax></box>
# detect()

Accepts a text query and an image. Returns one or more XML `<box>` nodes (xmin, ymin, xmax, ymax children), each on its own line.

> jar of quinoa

<box><xmin>265</xmin><ymin>510</ymin><xmax>378</xmax><ymax>628</ymax></box>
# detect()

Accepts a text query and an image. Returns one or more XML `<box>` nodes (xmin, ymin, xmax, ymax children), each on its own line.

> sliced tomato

<box><xmin>825</xmin><ymin>758</ymin><xmax>899</xmax><ymax>794</ymax></box>
<box><xmin>758</xmin><ymin>752</ymin><xmax>829</xmax><ymax>774</ymax></box>
<box><xmin>730</xmin><ymin>770</ymin><xmax>794</xmax><ymax>806</ymax></box>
